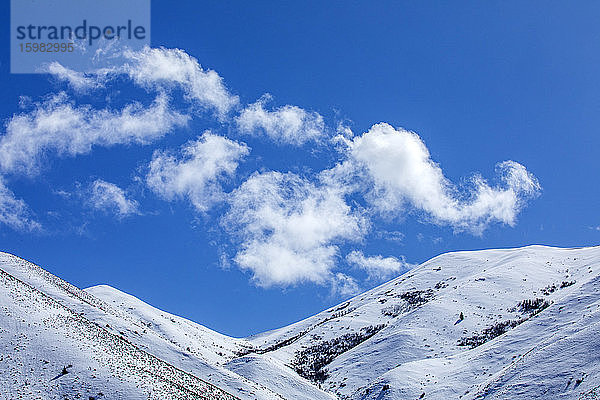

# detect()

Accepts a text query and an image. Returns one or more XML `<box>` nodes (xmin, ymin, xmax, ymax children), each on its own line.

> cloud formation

<box><xmin>223</xmin><ymin>171</ymin><xmax>366</xmax><ymax>286</ymax></box>
<box><xmin>1</xmin><ymin>46</ymin><xmax>543</xmax><ymax>292</ymax></box>
<box><xmin>0</xmin><ymin>178</ymin><xmax>40</xmax><ymax>231</ymax></box>
<box><xmin>122</xmin><ymin>47</ymin><xmax>239</xmax><ymax>117</ymax></box>
<box><xmin>89</xmin><ymin>179</ymin><xmax>139</xmax><ymax>217</ymax></box>
<box><xmin>337</xmin><ymin>123</ymin><xmax>540</xmax><ymax>233</ymax></box>
<box><xmin>46</xmin><ymin>62</ymin><xmax>103</xmax><ymax>91</ymax></box>
<box><xmin>346</xmin><ymin>250</ymin><xmax>411</xmax><ymax>280</ymax></box>
<box><xmin>331</xmin><ymin>273</ymin><xmax>360</xmax><ymax>296</ymax></box>
<box><xmin>47</xmin><ymin>46</ymin><xmax>239</xmax><ymax>117</ymax></box>
<box><xmin>0</xmin><ymin>92</ymin><xmax>188</xmax><ymax>175</ymax></box>
<box><xmin>146</xmin><ymin>132</ymin><xmax>249</xmax><ymax>212</ymax></box>
<box><xmin>236</xmin><ymin>97</ymin><xmax>325</xmax><ymax>145</ymax></box>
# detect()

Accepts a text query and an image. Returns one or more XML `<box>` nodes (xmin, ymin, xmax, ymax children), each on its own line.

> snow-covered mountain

<box><xmin>1</xmin><ymin>245</ymin><xmax>599</xmax><ymax>399</ymax></box>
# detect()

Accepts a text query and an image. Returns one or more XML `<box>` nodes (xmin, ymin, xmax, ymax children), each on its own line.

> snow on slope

<box><xmin>241</xmin><ymin>245</ymin><xmax>600</xmax><ymax>399</ymax></box>
<box><xmin>2</xmin><ymin>245</ymin><xmax>599</xmax><ymax>400</ymax></box>
<box><xmin>86</xmin><ymin>284</ymin><xmax>335</xmax><ymax>400</ymax></box>
<box><xmin>0</xmin><ymin>252</ymin><xmax>280</xmax><ymax>400</ymax></box>
<box><xmin>0</xmin><ymin>255</ymin><xmax>238</xmax><ymax>400</ymax></box>
<box><xmin>0</xmin><ymin>252</ymin><xmax>334</xmax><ymax>400</ymax></box>
<box><xmin>226</xmin><ymin>354</ymin><xmax>337</xmax><ymax>400</ymax></box>
<box><xmin>85</xmin><ymin>284</ymin><xmax>247</xmax><ymax>367</ymax></box>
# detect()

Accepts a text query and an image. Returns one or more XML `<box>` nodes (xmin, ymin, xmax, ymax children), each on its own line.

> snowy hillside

<box><xmin>243</xmin><ymin>245</ymin><xmax>600</xmax><ymax>400</ymax></box>
<box><xmin>1</xmin><ymin>245</ymin><xmax>599</xmax><ymax>399</ymax></box>
<box><xmin>0</xmin><ymin>252</ymin><xmax>296</xmax><ymax>400</ymax></box>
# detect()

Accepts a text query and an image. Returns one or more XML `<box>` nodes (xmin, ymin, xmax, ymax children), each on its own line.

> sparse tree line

<box><xmin>458</xmin><ymin>297</ymin><xmax>552</xmax><ymax>349</ymax></box>
<box><xmin>292</xmin><ymin>324</ymin><xmax>386</xmax><ymax>383</ymax></box>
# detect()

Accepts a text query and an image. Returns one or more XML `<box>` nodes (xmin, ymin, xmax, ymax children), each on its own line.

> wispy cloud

<box><xmin>46</xmin><ymin>46</ymin><xmax>240</xmax><ymax>117</ymax></box>
<box><xmin>146</xmin><ymin>132</ymin><xmax>249</xmax><ymax>212</ymax></box>
<box><xmin>375</xmin><ymin>230</ymin><xmax>405</xmax><ymax>243</ymax></box>
<box><xmin>331</xmin><ymin>273</ymin><xmax>361</xmax><ymax>296</ymax></box>
<box><xmin>236</xmin><ymin>95</ymin><xmax>325</xmax><ymax>145</ymax></box>
<box><xmin>89</xmin><ymin>179</ymin><xmax>139</xmax><ymax>217</ymax></box>
<box><xmin>122</xmin><ymin>47</ymin><xmax>240</xmax><ymax>118</ymax></box>
<box><xmin>0</xmin><ymin>178</ymin><xmax>40</xmax><ymax>231</ymax></box>
<box><xmin>346</xmin><ymin>250</ymin><xmax>411</xmax><ymax>280</ymax></box>
<box><xmin>45</xmin><ymin>62</ymin><xmax>108</xmax><ymax>92</ymax></box>
<box><xmin>0</xmin><ymin>92</ymin><xmax>188</xmax><ymax>175</ymax></box>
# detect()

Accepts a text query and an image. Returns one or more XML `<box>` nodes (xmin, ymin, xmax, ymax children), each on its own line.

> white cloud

<box><xmin>375</xmin><ymin>230</ymin><xmax>405</xmax><ymax>242</ymax></box>
<box><xmin>89</xmin><ymin>180</ymin><xmax>139</xmax><ymax>217</ymax></box>
<box><xmin>46</xmin><ymin>47</ymin><xmax>238</xmax><ymax>116</ymax></box>
<box><xmin>122</xmin><ymin>46</ymin><xmax>239</xmax><ymax>117</ymax></box>
<box><xmin>336</xmin><ymin>123</ymin><xmax>540</xmax><ymax>233</ymax></box>
<box><xmin>45</xmin><ymin>62</ymin><xmax>107</xmax><ymax>91</ymax></box>
<box><xmin>0</xmin><ymin>178</ymin><xmax>40</xmax><ymax>231</ymax></box>
<box><xmin>236</xmin><ymin>96</ymin><xmax>325</xmax><ymax>145</ymax></box>
<box><xmin>146</xmin><ymin>132</ymin><xmax>249</xmax><ymax>212</ymax></box>
<box><xmin>331</xmin><ymin>273</ymin><xmax>361</xmax><ymax>296</ymax></box>
<box><xmin>46</xmin><ymin>49</ymin><xmax>322</xmax><ymax>145</ymax></box>
<box><xmin>346</xmin><ymin>250</ymin><xmax>411</xmax><ymax>280</ymax></box>
<box><xmin>0</xmin><ymin>92</ymin><xmax>189</xmax><ymax>175</ymax></box>
<box><xmin>5</xmin><ymin>46</ymin><xmax>543</xmax><ymax>292</ymax></box>
<box><xmin>223</xmin><ymin>171</ymin><xmax>366</xmax><ymax>287</ymax></box>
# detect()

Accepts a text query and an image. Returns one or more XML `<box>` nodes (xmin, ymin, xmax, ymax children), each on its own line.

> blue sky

<box><xmin>1</xmin><ymin>1</ymin><xmax>599</xmax><ymax>337</ymax></box>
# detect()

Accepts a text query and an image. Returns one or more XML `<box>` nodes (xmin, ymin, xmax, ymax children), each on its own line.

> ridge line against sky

<box><xmin>0</xmin><ymin>45</ymin><xmax>540</xmax><ymax>293</ymax></box>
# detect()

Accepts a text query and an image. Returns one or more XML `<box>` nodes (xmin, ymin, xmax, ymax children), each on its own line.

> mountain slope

<box><xmin>1</xmin><ymin>245</ymin><xmax>599</xmax><ymax>400</ymax></box>
<box><xmin>241</xmin><ymin>245</ymin><xmax>600</xmax><ymax>399</ymax></box>
<box><xmin>0</xmin><ymin>262</ymin><xmax>237</xmax><ymax>399</ymax></box>
<box><xmin>0</xmin><ymin>252</ymin><xmax>280</xmax><ymax>400</ymax></box>
<box><xmin>85</xmin><ymin>284</ymin><xmax>335</xmax><ymax>400</ymax></box>
<box><xmin>0</xmin><ymin>251</ymin><xmax>334</xmax><ymax>400</ymax></box>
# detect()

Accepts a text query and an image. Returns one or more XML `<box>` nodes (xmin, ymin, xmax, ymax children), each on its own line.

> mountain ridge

<box><xmin>1</xmin><ymin>244</ymin><xmax>599</xmax><ymax>399</ymax></box>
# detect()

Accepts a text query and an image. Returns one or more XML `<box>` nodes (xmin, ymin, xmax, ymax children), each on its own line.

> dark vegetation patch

<box><xmin>381</xmin><ymin>289</ymin><xmax>435</xmax><ymax>318</ymax></box>
<box><xmin>400</xmin><ymin>289</ymin><xmax>435</xmax><ymax>306</ymax></box>
<box><xmin>292</xmin><ymin>324</ymin><xmax>385</xmax><ymax>383</ymax></box>
<box><xmin>381</xmin><ymin>304</ymin><xmax>404</xmax><ymax>318</ymax></box>
<box><xmin>236</xmin><ymin>305</ymin><xmax>356</xmax><ymax>357</ymax></box>
<box><xmin>541</xmin><ymin>280</ymin><xmax>576</xmax><ymax>295</ymax></box>
<box><xmin>514</xmin><ymin>298</ymin><xmax>552</xmax><ymax>314</ymax></box>
<box><xmin>458</xmin><ymin>298</ymin><xmax>551</xmax><ymax>349</ymax></box>
<box><xmin>434</xmin><ymin>281</ymin><xmax>449</xmax><ymax>290</ymax></box>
